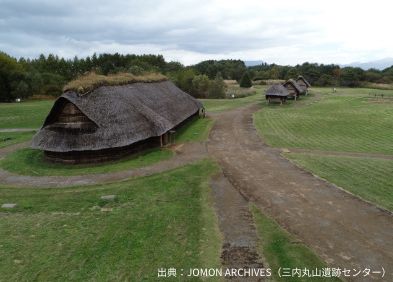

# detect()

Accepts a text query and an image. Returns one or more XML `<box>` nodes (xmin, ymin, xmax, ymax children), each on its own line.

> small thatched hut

<box><xmin>283</xmin><ymin>79</ymin><xmax>304</xmax><ymax>100</ymax></box>
<box><xmin>265</xmin><ymin>84</ymin><xmax>290</xmax><ymax>104</ymax></box>
<box><xmin>31</xmin><ymin>78</ymin><xmax>204</xmax><ymax>164</ymax></box>
<box><xmin>296</xmin><ymin>76</ymin><xmax>311</xmax><ymax>94</ymax></box>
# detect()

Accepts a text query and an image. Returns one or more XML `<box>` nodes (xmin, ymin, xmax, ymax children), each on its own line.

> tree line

<box><xmin>248</xmin><ymin>62</ymin><xmax>393</xmax><ymax>87</ymax></box>
<box><xmin>1</xmin><ymin>51</ymin><xmax>393</xmax><ymax>102</ymax></box>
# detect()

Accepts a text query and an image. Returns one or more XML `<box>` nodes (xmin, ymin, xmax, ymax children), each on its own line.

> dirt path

<box><xmin>281</xmin><ymin>147</ymin><xmax>393</xmax><ymax>160</ymax></box>
<box><xmin>0</xmin><ymin>128</ymin><xmax>37</xmax><ymax>133</ymax></box>
<box><xmin>207</xmin><ymin>104</ymin><xmax>393</xmax><ymax>281</ymax></box>
<box><xmin>0</xmin><ymin>142</ymin><xmax>207</xmax><ymax>188</ymax></box>
<box><xmin>211</xmin><ymin>173</ymin><xmax>267</xmax><ymax>281</ymax></box>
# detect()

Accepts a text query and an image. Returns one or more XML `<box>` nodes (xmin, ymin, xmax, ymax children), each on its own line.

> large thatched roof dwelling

<box><xmin>32</xmin><ymin>74</ymin><xmax>204</xmax><ymax>164</ymax></box>
<box><xmin>296</xmin><ymin>75</ymin><xmax>311</xmax><ymax>93</ymax></box>
<box><xmin>283</xmin><ymin>79</ymin><xmax>304</xmax><ymax>100</ymax></box>
<box><xmin>265</xmin><ymin>84</ymin><xmax>290</xmax><ymax>104</ymax></box>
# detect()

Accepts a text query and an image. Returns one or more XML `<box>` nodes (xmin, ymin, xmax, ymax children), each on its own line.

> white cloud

<box><xmin>0</xmin><ymin>0</ymin><xmax>392</xmax><ymax>65</ymax></box>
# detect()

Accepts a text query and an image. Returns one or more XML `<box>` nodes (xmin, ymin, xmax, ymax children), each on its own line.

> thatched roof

<box><xmin>265</xmin><ymin>84</ymin><xmax>290</xmax><ymax>97</ymax></box>
<box><xmin>63</xmin><ymin>72</ymin><xmax>168</xmax><ymax>94</ymax></box>
<box><xmin>283</xmin><ymin>79</ymin><xmax>304</xmax><ymax>94</ymax></box>
<box><xmin>32</xmin><ymin>81</ymin><xmax>203</xmax><ymax>152</ymax></box>
<box><xmin>296</xmin><ymin>75</ymin><xmax>311</xmax><ymax>87</ymax></box>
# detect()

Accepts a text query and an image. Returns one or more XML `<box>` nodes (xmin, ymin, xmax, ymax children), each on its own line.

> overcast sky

<box><xmin>0</xmin><ymin>0</ymin><xmax>392</xmax><ymax>65</ymax></box>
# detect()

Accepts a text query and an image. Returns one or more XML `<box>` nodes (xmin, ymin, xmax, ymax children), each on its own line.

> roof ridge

<box><xmin>63</xmin><ymin>72</ymin><xmax>168</xmax><ymax>95</ymax></box>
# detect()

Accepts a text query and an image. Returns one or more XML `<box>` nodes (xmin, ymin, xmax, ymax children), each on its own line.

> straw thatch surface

<box><xmin>63</xmin><ymin>72</ymin><xmax>168</xmax><ymax>94</ymax></box>
<box><xmin>32</xmin><ymin>81</ymin><xmax>203</xmax><ymax>152</ymax></box>
<box><xmin>297</xmin><ymin>75</ymin><xmax>311</xmax><ymax>87</ymax></box>
<box><xmin>265</xmin><ymin>84</ymin><xmax>290</xmax><ymax>97</ymax></box>
<box><xmin>283</xmin><ymin>79</ymin><xmax>304</xmax><ymax>94</ymax></box>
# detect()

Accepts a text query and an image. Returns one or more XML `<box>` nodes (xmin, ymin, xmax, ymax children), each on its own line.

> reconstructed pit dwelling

<box><xmin>282</xmin><ymin>78</ymin><xmax>304</xmax><ymax>100</ymax></box>
<box><xmin>265</xmin><ymin>75</ymin><xmax>311</xmax><ymax>104</ymax></box>
<box><xmin>32</xmin><ymin>75</ymin><xmax>204</xmax><ymax>164</ymax></box>
<box><xmin>265</xmin><ymin>84</ymin><xmax>290</xmax><ymax>104</ymax></box>
<box><xmin>296</xmin><ymin>75</ymin><xmax>311</xmax><ymax>93</ymax></box>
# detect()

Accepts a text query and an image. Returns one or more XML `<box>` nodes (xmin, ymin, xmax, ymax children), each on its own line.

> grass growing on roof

<box><xmin>0</xmin><ymin>160</ymin><xmax>222</xmax><ymax>281</ymax></box>
<box><xmin>63</xmin><ymin>72</ymin><xmax>168</xmax><ymax>94</ymax></box>
<box><xmin>251</xmin><ymin>205</ymin><xmax>341</xmax><ymax>282</ymax></box>
<box><xmin>0</xmin><ymin>132</ymin><xmax>35</xmax><ymax>148</ymax></box>
<box><xmin>286</xmin><ymin>153</ymin><xmax>393</xmax><ymax>211</ymax></box>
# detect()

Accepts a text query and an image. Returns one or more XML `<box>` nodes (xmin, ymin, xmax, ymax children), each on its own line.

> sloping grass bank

<box><xmin>0</xmin><ymin>160</ymin><xmax>222</xmax><ymax>281</ymax></box>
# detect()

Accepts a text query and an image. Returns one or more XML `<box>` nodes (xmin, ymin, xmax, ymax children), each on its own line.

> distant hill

<box><xmin>244</xmin><ymin>60</ymin><xmax>265</xmax><ymax>67</ymax></box>
<box><xmin>343</xmin><ymin>58</ymin><xmax>393</xmax><ymax>70</ymax></box>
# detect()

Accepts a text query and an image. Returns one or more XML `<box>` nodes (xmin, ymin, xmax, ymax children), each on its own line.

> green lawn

<box><xmin>0</xmin><ymin>100</ymin><xmax>54</xmax><ymax>129</ymax></box>
<box><xmin>175</xmin><ymin>116</ymin><xmax>213</xmax><ymax>143</ymax></box>
<box><xmin>0</xmin><ymin>147</ymin><xmax>174</xmax><ymax>176</ymax></box>
<box><xmin>313</xmin><ymin>86</ymin><xmax>393</xmax><ymax>97</ymax></box>
<box><xmin>200</xmin><ymin>88</ymin><xmax>264</xmax><ymax>112</ymax></box>
<box><xmin>0</xmin><ymin>160</ymin><xmax>222</xmax><ymax>281</ymax></box>
<box><xmin>286</xmin><ymin>153</ymin><xmax>393</xmax><ymax>211</ymax></box>
<box><xmin>254</xmin><ymin>87</ymin><xmax>393</xmax><ymax>211</ymax></box>
<box><xmin>254</xmin><ymin>88</ymin><xmax>393</xmax><ymax>154</ymax></box>
<box><xmin>251</xmin><ymin>206</ymin><xmax>341</xmax><ymax>282</ymax></box>
<box><xmin>0</xmin><ymin>132</ymin><xmax>35</xmax><ymax>148</ymax></box>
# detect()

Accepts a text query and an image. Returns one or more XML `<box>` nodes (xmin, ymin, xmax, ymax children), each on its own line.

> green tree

<box><xmin>239</xmin><ymin>72</ymin><xmax>252</xmax><ymax>88</ymax></box>
<box><xmin>165</xmin><ymin>61</ymin><xmax>184</xmax><ymax>73</ymax></box>
<box><xmin>128</xmin><ymin>65</ymin><xmax>144</xmax><ymax>75</ymax></box>
<box><xmin>316</xmin><ymin>74</ymin><xmax>335</xmax><ymax>86</ymax></box>
<box><xmin>340</xmin><ymin>67</ymin><xmax>362</xmax><ymax>87</ymax></box>
<box><xmin>269</xmin><ymin>66</ymin><xmax>280</xmax><ymax>79</ymax></box>
<box><xmin>12</xmin><ymin>81</ymin><xmax>30</xmax><ymax>98</ymax></box>
<box><xmin>0</xmin><ymin>52</ymin><xmax>30</xmax><ymax>102</ymax></box>
<box><xmin>364</xmin><ymin>70</ymin><xmax>382</xmax><ymax>83</ymax></box>
<box><xmin>191</xmin><ymin>74</ymin><xmax>210</xmax><ymax>98</ymax></box>
<box><xmin>174</xmin><ymin>68</ymin><xmax>196</xmax><ymax>93</ymax></box>
<box><xmin>286</xmin><ymin>68</ymin><xmax>299</xmax><ymax>80</ymax></box>
<box><xmin>208</xmin><ymin>72</ymin><xmax>226</xmax><ymax>98</ymax></box>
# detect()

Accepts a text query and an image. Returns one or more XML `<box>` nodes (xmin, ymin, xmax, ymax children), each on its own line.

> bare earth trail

<box><xmin>0</xmin><ymin>128</ymin><xmax>37</xmax><ymax>133</ymax></box>
<box><xmin>207</xmin><ymin>104</ymin><xmax>393</xmax><ymax>281</ymax></box>
<box><xmin>211</xmin><ymin>173</ymin><xmax>267</xmax><ymax>281</ymax></box>
<box><xmin>0</xmin><ymin>142</ymin><xmax>207</xmax><ymax>188</ymax></box>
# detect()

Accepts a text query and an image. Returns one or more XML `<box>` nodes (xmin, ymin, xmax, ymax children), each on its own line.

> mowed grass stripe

<box><xmin>286</xmin><ymin>153</ymin><xmax>393</xmax><ymax>211</ymax></box>
<box><xmin>255</xmin><ymin>90</ymin><xmax>393</xmax><ymax>154</ymax></box>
